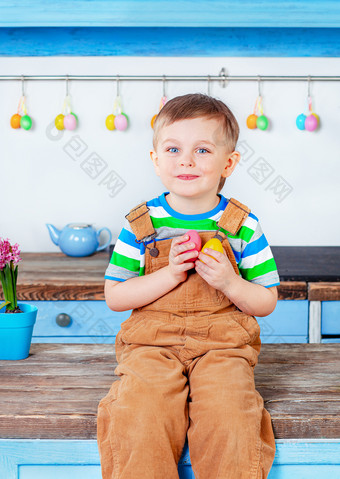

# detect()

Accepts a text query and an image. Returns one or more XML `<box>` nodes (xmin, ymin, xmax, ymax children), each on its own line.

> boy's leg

<box><xmin>97</xmin><ymin>344</ymin><xmax>189</xmax><ymax>479</ymax></box>
<box><xmin>186</xmin><ymin>349</ymin><xmax>275</xmax><ymax>479</ymax></box>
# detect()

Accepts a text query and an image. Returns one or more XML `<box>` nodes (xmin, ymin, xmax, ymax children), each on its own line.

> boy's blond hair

<box><xmin>152</xmin><ymin>93</ymin><xmax>240</xmax><ymax>194</ymax></box>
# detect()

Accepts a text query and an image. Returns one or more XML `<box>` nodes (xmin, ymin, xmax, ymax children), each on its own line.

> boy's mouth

<box><xmin>177</xmin><ymin>175</ymin><xmax>199</xmax><ymax>180</ymax></box>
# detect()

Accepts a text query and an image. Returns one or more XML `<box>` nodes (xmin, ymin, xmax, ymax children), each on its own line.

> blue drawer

<box><xmin>321</xmin><ymin>301</ymin><xmax>340</xmax><ymax>335</ymax></box>
<box><xmin>256</xmin><ymin>300</ymin><xmax>309</xmax><ymax>343</ymax></box>
<box><xmin>21</xmin><ymin>301</ymin><xmax>131</xmax><ymax>344</ymax></box>
<box><xmin>21</xmin><ymin>299</ymin><xmax>309</xmax><ymax>344</ymax></box>
<box><xmin>1</xmin><ymin>439</ymin><xmax>339</xmax><ymax>478</ymax></box>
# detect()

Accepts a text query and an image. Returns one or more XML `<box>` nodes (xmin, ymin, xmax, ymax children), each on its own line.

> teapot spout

<box><xmin>46</xmin><ymin>224</ymin><xmax>61</xmax><ymax>246</ymax></box>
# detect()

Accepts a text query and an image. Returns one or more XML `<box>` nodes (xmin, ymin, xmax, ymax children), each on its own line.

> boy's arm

<box><xmin>224</xmin><ymin>278</ymin><xmax>278</xmax><ymax>317</ymax></box>
<box><xmin>105</xmin><ymin>267</ymin><xmax>180</xmax><ymax>312</ymax></box>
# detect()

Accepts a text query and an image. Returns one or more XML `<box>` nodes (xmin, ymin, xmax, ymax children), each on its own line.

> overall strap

<box><xmin>125</xmin><ymin>201</ymin><xmax>157</xmax><ymax>243</ymax></box>
<box><xmin>217</xmin><ymin>198</ymin><xmax>251</xmax><ymax>236</ymax></box>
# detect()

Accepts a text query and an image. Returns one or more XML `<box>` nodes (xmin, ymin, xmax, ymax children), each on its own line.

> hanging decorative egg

<box><xmin>296</xmin><ymin>113</ymin><xmax>306</xmax><ymax>130</ymax></box>
<box><xmin>305</xmin><ymin>114</ymin><xmax>318</xmax><ymax>132</ymax></box>
<box><xmin>10</xmin><ymin>114</ymin><xmax>21</xmax><ymax>129</ymax></box>
<box><xmin>105</xmin><ymin>114</ymin><xmax>116</xmax><ymax>131</ymax></box>
<box><xmin>64</xmin><ymin>113</ymin><xmax>77</xmax><ymax>131</ymax></box>
<box><xmin>246</xmin><ymin>114</ymin><xmax>258</xmax><ymax>129</ymax></box>
<box><xmin>20</xmin><ymin>115</ymin><xmax>32</xmax><ymax>130</ymax></box>
<box><xmin>114</xmin><ymin>113</ymin><xmax>128</xmax><ymax>131</ymax></box>
<box><xmin>247</xmin><ymin>93</ymin><xmax>269</xmax><ymax>131</ymax></box>
<box><xmin>256</xmin><ymin>115</ymin><xmax>269</xmax><ymax>131</ymax></box>
<box><xmin>297</xmin><ymin>89</ymin><xmax>319</xmax><ymax>132</ymax></box>
<box><xmin>55</xmin><ymin>114</ymin><xmax>65</xmax><ymax>131</ymax></box>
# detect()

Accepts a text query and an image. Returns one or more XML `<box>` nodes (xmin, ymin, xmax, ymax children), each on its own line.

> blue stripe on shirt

<box><xmin>242</xmin><ymin>234</ymin><xmax>269</xmax><ymax>257</ymax></box>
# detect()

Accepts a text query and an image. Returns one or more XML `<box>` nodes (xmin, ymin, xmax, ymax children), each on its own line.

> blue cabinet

<box><xmin>321</xmin><ymin>301</ymin><xmax>340</xmax><ymax>343</ymax></box>
<box><xmin>1</xmin><ymin>439</ymin><xmax>339</xmax><ymax>478</ymax></box>
<box><xmin>23</xmin><ymin>300</ymin><xmax>309</xmax><ymax>344</ymax></box>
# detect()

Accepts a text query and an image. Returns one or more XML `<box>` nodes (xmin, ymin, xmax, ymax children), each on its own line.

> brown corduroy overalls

<box><xmin>97</xmin><ymin>198</ymin><xmax>276</xmax><ymax>479</ymax></box>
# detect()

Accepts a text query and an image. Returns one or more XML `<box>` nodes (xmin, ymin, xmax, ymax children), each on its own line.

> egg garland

<box><xmin>105</xmin><ymin>95</ymin><xmax>129</xmax><ymax>132</ymax></box>
<box><xmin>151</xmin><ymin>95</ymin><xmax>168</xmax><ymax>129</ymax></box>
<box><xmin>246</xmin><ymin>94</ymin><xmax>269</xmax><ymax>131</ymax></box>
<box><xmin>10</xmin><ymin>94</ymin><xmax>32</xmax><ymax>131</ymax></box>
<box><xmin>296</xmin><ymin>93</ymin><xmax>319</xmax><ymax>132</ymax></box>
<box><xmin>55</xmin><ymin>93</ymin><xmax>78</xmax><ymax>131</ymax></box>
<box><xmin>106</xmin><ymin>76</ymin><xmax>129</xmax><ymax>132</ymax></box>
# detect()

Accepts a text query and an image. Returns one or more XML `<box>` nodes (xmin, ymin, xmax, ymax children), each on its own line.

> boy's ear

<box><xmin>150</xmin><ymin>150</ymin><xmax>160</xmax><ymax>176</ymax></box>
<box><xmin>221</xmin><ymin>151</ymin><xmax>241</xmax><ymax>178</ymax></box>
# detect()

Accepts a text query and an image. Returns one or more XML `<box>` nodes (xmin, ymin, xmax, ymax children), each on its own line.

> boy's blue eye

<box><xmin>198</xmin><ymin>148</ymin><xmax>208</xmax><ymax>154</ymax></box>
<box><xmin>168</xmin><ymin>147</ymin><xmax>179</xmax><ymax>153</ymax></box>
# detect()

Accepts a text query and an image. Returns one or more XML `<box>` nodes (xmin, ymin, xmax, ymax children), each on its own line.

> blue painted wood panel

<box><xmin>321</xmin><ymin>301</ymin><xmax>340</xmax><ymax>334</ymax></box>
<box><xmin>1</xmin><ymin>1</ymin><xmax>340</xmax><ymax>27</ymax></box>
<box><xmin>1</xmin><ymin>439</ymin><xmax>340</xmax><ymax>478</ymax></box>
<box><xmin>21</xmin><ymin>300</ymin><xmax>309</xmax><ymax>344</ymax></box>
<box><xmin>256</xmin><ymin>299</ymin><xmax>309</xmax><ymax>343</ymax></box>
<box><xmin>25</xmin><ymin>300</ymin><xmax>130</xmax><ymax>340</ymax></box>
<box><xmin>1</xmin><ymin>27</ymin><xmax>340</xmax><ymax>56</ymax></box>
<box><xmin>322</xmin><ymin>338</ymin><xmax>340</xmax><ymax>343</ymax></box>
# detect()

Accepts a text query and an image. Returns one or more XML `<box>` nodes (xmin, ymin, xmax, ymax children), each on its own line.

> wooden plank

<box><xmin>0</xmin><ymin>343</ymin><xmax>339</xmax><ymax>440</ymax></box>
<box><xmin>1</xmin><ymin>27</ymin><xmax>340</xmax><ymax>57</ymax></box>
<box><xmin>277</xmin><ymin>281</ymin><xmax>307</xmax><ymax>300</ymax></box>
<box><xmin>1</xmin><ymin>1</ymin><xmax>340</xmax><ymax>27</ymax></box>
<box><xmin>309</xmin><ymin>283</ymin><xmax>340</xmax><ymax>301</ymax></box>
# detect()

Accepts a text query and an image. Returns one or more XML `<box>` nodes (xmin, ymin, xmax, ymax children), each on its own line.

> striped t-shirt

<box><xmin>105</xmin><ymin>192</ymin><xmax>280</xmax><ymax>289</ymax></box>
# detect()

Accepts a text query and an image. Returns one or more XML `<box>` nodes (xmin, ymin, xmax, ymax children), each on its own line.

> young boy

<box><xmin>97</xmin><ymin>93</ymin><xmax>280</xmax><ymax>479</ymax></box>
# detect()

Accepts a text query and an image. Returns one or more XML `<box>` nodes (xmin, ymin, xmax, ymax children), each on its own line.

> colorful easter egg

<box><xmin>114</xmin><ymin>113</ymin><xmax>128</xmax><ymax>131</ymax></box>
<box><xmin>55</xmin><ymin>114</ymin><xmax>65</xmax><ymax>131</ymax></box>
<box><xmin>312</xmin><ymin>113</ymin><xmax>320</xmax><ymax>125</ymax></box>
<box><xmin>20</xmin><ymin>115</ymin><xmax>32</xmax><ymax>130</ymax></box>
<box><xmin>246</xmin><ymin>114</ymin><xmax>258</xmax><ymax>129</ymax></box>
<box><xmin>256</xmin><ymin>115</ymin><xmax>269</xmax><ymax>131</ymax></box>
<box><xmin>64</xmin><ymin>113</ymin><xmax>77</xmax><ymax>130</ymax></box>
<box><xmin>296</xmin><ymin>113</ymin><xmax>306</xmax><ymax>130</ymax></box>
<box><xmin>305</xmin><ymin>114</ymin><xmax>318</xmax><ymax>132</ymax></box>
<box><xmin>70</xmin><ymin>112</ymin><xmax>78</xmax><ymax>123</ymax></box>
<box><xmin>106</xmin><ymin>114</ymin><xmax>116</xmax><ymax>131</ymax></box>
<box><xmin>200</xmin><ymin>238</ymin><xmax>225</xmax><ymax>263</ymax></box>
<box><xmin>180</xmin><ymin>230</ymin><xmax>202</xmax><ymax>264</ymax></box>
<box><xmin>151</xmin><ymin>114</ymin><xmax>158</xmax><ymax>129</ymax></box>
<box><xmin>10</xmin><ymin>114</ymin><xmax>21</xmax><ymax>129</ymax></box>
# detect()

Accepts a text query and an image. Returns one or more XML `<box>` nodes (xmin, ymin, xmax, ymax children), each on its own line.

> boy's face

<box><xmin>150</xmin><ymin>117</ymin><xmax>240</xmax><ymax>201</ymax></box>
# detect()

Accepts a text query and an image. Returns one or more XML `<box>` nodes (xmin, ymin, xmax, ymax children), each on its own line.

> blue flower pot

<box><xmin>0</xmin><ymin>303</ymin><xmax>38</xmax><ymax>360</ymax></box>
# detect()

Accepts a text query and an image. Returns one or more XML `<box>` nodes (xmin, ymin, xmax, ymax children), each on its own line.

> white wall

<box><xmin>1</xmin><ymin>56</ymin><xmax>339</xmax><ymax>251</ymax></box>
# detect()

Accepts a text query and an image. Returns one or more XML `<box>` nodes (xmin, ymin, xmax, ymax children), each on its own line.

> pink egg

<box><xmin>305</xmin><ymin>114</ymin><xmax>318</xmax><ymax>132</ymax></box>
<box><xmin>64</xmin><ymin>114</ymin><xmax>77</xmax><ymax>130</ymax></box>
<box><xmin>114</xmin><ymin>114</ymin><xmax>128</xmax><ymax>131</ymax></box>
<box><xmin>180</xmin><ymin>230</ymin><xmax>202</xmax><ymax>263</ymax></box>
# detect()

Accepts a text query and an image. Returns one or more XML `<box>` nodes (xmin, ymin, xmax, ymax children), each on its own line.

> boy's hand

<box><xmin>195</xmin><ymin>248</ymin><xmax>237</xmax><ymax>294</ymax></box>
<box><xmin>167</xmin><ymin>234</ymin><xmax>199</xmax><ymax>283</ymax></box>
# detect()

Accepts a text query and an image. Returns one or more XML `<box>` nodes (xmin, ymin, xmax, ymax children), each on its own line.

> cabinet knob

<box><xmin>56</xmin><ymin>313</ymin><xmax>72</xmax><ymax>327</ymax></box>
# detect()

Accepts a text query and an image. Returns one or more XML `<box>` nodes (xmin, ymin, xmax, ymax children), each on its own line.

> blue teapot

<box><xmin>46</xmin><ymin>223</ymin><xmax>112</xmax><ymax>257</ymax></box>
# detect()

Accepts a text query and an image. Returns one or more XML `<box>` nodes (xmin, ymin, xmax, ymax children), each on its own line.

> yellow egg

<box><xmin>200</xmin><ymin>238</ymin><xmax>225</xmax><ymax>262</ymax></box>
<box><xmin>55</xmin><ymin>114</ymin><xmax>65</xmax><ymax>130</ymax></box>
<box><xmin>106</xmin><ymin>114</ymin><xmax>116</xmax><ymax>131</ymax></box>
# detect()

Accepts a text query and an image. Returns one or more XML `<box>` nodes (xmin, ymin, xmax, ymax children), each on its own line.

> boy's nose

<box><xmin>180</xmin><ymin>155</ymin><xmax>195</xmax><ymax>166</ymax></box>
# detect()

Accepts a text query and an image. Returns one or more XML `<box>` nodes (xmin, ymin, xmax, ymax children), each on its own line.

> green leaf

<box><xmin>0</xmin><ymin>300</ymin><xmax>11</xmax><ymax>311</ymax></box>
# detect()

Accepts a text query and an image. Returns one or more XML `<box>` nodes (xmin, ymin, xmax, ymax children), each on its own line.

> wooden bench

<box><xmin>1</xmin><ymin>343</ymin><xmax>340</xmax><ymax>478</ymax></box>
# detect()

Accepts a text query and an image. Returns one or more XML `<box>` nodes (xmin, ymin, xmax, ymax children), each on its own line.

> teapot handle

<box><xmin>96</xmin><ymin>227</ymin><xmax>112</xmax><ymax>251</ymax></box>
